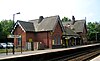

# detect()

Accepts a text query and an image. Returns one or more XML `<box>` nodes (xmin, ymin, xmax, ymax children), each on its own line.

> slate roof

<box><xmin>37</xmin><ymin>16</ymin><xmax>60</xmax><ymax>31</ymax></box>
<box><xmin>12</xmin><ymin>15</ymin><xmax>63</xmax><ymax>33</ymax></box>
<box><xmin>18</xmin><ymin>21</ymin><xmax>35</xmax><ymax>32</ymax></box>
<box><xmin>63</xmin><ymin>27</ymin><xmax>78</xmax><ymax>36</ymax></box>
<box><xmin>29</xmin><ymin>15</ymin><xmax>63</xmax><ymax>32</ymax></box>
<box><xmin>62</xmin><ymin>20</ymin><xmax>86</xmax><ymax>33</ymax></box>
<box><xmin>29</xmin><ymin>19</ymin><xmax>39</xmax><ymax>31</ymax></box>
<box><xmin>74</xmin><ymin>20</ymin><xmax>86</xmax><ymax>32</ymax></box>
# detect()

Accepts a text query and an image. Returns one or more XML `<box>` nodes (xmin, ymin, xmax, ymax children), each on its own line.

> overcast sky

<box><xmin>0</xmin><ymin>0</ymin><xmax>100</xmax><ymax>23</ymax></box>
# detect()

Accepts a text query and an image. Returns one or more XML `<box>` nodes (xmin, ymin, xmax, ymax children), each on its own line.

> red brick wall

<box><xmin>53</xmin><ymin>22</ymin><xmax>62</xmax><ymax>38</ymax></box>
<box><xmin>26</xmin><ymin>32</ymin><xmax>35</xmax><ymax>42</ymax></box>
<box><xmin>14</xmin><ymin>25</ymin><xmax>26</xmax><ymax>47</ymax></box>
<box><xmin>52</xmin><ymin>22</ymin><xmax>62</xmax><ymax>44</ymax></box>
<box><xmin>34</xmin><ymin>32</ymin><xmax>50</xmax><ymax>48</ymax></box>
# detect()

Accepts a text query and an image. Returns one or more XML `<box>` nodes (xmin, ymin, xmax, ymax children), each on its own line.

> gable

<box><xmin>19</xmin><ymin>21</ymin><xmax>35</xmax><ymax>32</ymax></box>
<box><xmin>73</xmin><ymin>20</ymin><xmax>85</xmax><ymax>32</ymax></box>
<box><xmin>53</xmin><ymin>19</ymin><xmax>64</xmax><ymax>33</ymax></box>
<box><xmin>14</xmin><ymin>25</ymin><xmax>25</xmax><ymax>34</ymax></box>
<box><xmin>54</xmin><ymin>21</ymin><xmax>62</xmax><ymax>33</ymax></box>
<box><xmin>11</xmin><ymin>21</ymin><xmax>25</xmax><ymax>34</ymax></box>
<box><xmin>11</xmin><ymin>20</ymin><xmax>35</xmax><ymax>34</ymax></box>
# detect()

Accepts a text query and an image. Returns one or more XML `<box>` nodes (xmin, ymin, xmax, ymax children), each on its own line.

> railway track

<box><xmin>68</xmin><ymin>49</ymin><xmax>100</xmax><ymax>61</ymax></box>
<box><xmin>47</xmin><ymin>47</ymin><xmax>100</xmax><ymax>61</ymax></box>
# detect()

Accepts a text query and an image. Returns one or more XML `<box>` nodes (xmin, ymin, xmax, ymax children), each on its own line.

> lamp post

<box><xmin>12</xmin><ymin>12</ymin><xmax>20</xmax><ymax>54</ymax></box>
<box><xmin>13</xmin><ymin>12</ymin><xmax>20</xmax><ymax>25</ymax></box>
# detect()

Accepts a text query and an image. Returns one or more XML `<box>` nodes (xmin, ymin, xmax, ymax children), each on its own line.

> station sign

<box><xmin>7</xmin><ymin>35</ymin><xmax>21</xmax><ymax>38</ymax></box>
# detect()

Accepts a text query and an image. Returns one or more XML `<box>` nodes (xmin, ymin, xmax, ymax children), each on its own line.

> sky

<box><xmin>0</xmin><ymin>0</ymin><xmax>100</xmax><ymax>23</ymax></box>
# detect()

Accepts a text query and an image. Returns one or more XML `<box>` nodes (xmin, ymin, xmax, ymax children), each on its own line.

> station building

<box><xmin>11</xmin><ymin>15</ymin><xmax>87</xmax><ymax>50</ymax></box>
<box><xmin>11</xmin><ymin>15</ymin><xmax>64</xmax><ymax>50</ymax></box>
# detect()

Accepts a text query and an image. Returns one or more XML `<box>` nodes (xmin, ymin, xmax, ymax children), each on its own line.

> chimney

<box><xmin>38</xmin><ymin>16</ymin><xmax>44</xmax><ymax>23</ymax></box>
<box><xmin>72</xmin><ymin>16</ymin><xmax>75</xmax><ymax>25</ymax></box>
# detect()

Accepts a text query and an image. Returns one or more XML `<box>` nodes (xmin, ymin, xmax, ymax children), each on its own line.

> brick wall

<box><xmin>14</xmin><ymin>25</ymin><xmax>26</xmax><ymax>48</ymax></box>
<box><xmin>52</xmin><ymin>22</ymin><xmax>63</xmax><ymax>46</ymax></box>
<box><xmin>34</xmin><ymin>32</ymin><xmax>50</xmax><ymax>48</ymax></box>
<box><xmin>53</xmin><ymin>22</ymin><xmax>62</xmax><ymax>40</ymax></box>
<box><xmin>26</xmin><ymin>32</ymin><xmax>35</xmax><ymax>42</ymax></box>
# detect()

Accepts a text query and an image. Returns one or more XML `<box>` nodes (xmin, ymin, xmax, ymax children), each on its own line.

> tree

<box><xmin>87</xmin><ymin>22</ymin><xmax>100</xmax><ymax>41</ymax></box>
<box><xmin>0</xmin><ymin>20</ymin><xmax>13</xmax><ymax>40</ymax></box>
<box><xmin>0</xmin><ymin>23</ymin><xmax>3</xmax><ymax>39</ymax></box>
<box><xmin>62</xmin><ymin>17</ymin><xmax>71</xmax><ymax>22</ymax></box>
<box><xmin>0</xmin><ymin>23</ymin><xmax>2</xmax><ymax>32</ymax></box>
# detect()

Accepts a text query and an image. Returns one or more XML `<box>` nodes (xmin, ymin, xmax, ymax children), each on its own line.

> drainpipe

<box><xmin>47</xmin><ymin>31</ymin><xmax>49</xmax><ymax>48</ymax></box>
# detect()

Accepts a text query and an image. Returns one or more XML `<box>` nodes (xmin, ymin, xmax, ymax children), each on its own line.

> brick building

<box><xmin>11</xmin><ymin>15</ymin><xmax>64</xmax><ymax>50</ymax></box>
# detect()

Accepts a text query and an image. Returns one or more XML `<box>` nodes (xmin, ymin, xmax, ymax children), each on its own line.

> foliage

<box><xmin>62</xmin><ymin>17</ymin><xmax>71</xmax><ymax>22</ymax></box>
<box><xmin>0</xmin><ymin>23</ymin><xmax>3</xmax><ymax>39</ymax></box>
<box><xmin>87</xmin><ymin>22</ymin><xmax>100</xmax><ymax>41</ymax></box>
<box><xmin>0</xmin><ymin>20</ymin><xmax>13</xmax><ymax>40</ymax></box>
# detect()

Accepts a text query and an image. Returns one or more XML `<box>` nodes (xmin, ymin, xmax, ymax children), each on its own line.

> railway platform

<box><xmin>0</xmin><ymin>43</ymin><xmax>100</xmax><ymax>61</ymax></box>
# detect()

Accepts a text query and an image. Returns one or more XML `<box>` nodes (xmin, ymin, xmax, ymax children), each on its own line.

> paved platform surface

<box><xmin>0</xmin><ymin>47</ymin><xmax>78</xmax><ymax>60</ymax></box>
<box><xmin>90</xmin><ymin>55</ymin><xmax>100</xmax><ymax>61</ymax></box>
<box><xmin>0</xmin><ymin>43</ymin><xmax>100</xmax><ymax>60</ymax></box>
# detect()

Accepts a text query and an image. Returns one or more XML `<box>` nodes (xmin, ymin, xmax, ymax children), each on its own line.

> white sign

<box><xmin>7</xmin><ymin>35</ymin><xmax>21</xmax><ymax>38</ymax></box>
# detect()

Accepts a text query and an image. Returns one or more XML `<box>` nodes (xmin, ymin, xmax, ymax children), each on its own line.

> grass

<box><xmin>0</xmin><ymin>48</ymin><xmax>27</xmax><ymax>54</ymax></box>
<box><xmin>0</xmin><ymin>49</ymin><xmax>6</xmax><ymax>53</ymax></box>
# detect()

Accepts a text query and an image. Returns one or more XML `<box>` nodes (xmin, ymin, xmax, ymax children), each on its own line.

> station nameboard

<box><xmin>7</xmin><ymin>35</ymin><xmax>21</xmax><ymax>38</ymax></box>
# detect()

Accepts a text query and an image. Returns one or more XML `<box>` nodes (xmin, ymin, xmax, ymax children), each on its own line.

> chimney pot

<box><xmin>72</xmin><ymin>16</ymin><xmax>75</xmax><ymax>25</ymax></box>
<box><xmin>38</xmin><ymin>16</ymin><xmax>44</xmax><ymax>23</ymax></box>
<box><xmin>72</xmin><ymin>16</ymin><xmax>75</xmax><ymax>21</ymax></box>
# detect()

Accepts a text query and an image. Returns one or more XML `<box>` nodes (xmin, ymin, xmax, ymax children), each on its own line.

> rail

<box><xmin>47</xmin><ymin>45</ymin><xmax>100</xmax><ymax>61</ymax></box>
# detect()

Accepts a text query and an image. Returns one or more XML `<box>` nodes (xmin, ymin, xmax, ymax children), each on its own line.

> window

<box><xmin>58</xmin><ymin>35</ymin><xmax>61</xmax><ymax>45</ymax></box>
<box><xmin>18</xmin><ymin>38</ymin><xmax>21</xmax><ymax>45</ymax></box>
<box><xmin>54</xmin><ymin>36</ymin><xmax>57</xmax><ymax>45</ymax></box>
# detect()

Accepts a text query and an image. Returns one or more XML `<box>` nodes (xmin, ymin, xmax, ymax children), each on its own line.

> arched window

<box><xmin>54</xmin><ymin>36</ymin><xmax>57</xmax><ymax>45</ymax></box>
<box><xmin>58</xmin><ymin>35</ymin><xmax>61</xmax><ymax>45</ymax></box>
